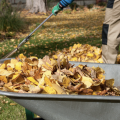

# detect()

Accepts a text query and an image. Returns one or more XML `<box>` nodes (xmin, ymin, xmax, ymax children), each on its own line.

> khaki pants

<box><xmin>102</xmin><ymin>0</ymin><xmax>120</xmax><ymax>64</ymax></box>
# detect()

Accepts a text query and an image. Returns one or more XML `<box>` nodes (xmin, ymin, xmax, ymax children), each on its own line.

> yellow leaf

<box><xmin>4</xmin><ymin>85</ymin><xmax>18</xmax><ymax>92</ymax></box>
<box><xmin>44</xmin><ymin>76</ymin><xmax>52</xmax><ymax>87</ymax></box>
<box><xmin>52</xmin><ymin>83</ymin><xmax>66</xmax><ymax>94</ymax></box>
<box><xmin>87</xmin><ymin>53</ymin><xmax>94</xmax><ymax>57</ymax></box>
<box><xmin>12</xmin><ymin>74</ymin><xmax>20</xmax><ymax>82</ymax></box>
<box><xmin>11</xmin><ymin>39</ymin><xmax>15</xmax><ymax>42</ymax></box>
<box><xmin>51</xmin><ymin>59</ymin><xmax>57</xmax><ymax>66</ymax></box>
<box><xmin>70</xmin><ymin>57</ymin><xmax>77</xmax><ymax>61</ymax></box>
<box><xmin>30</xmin><ymin>56</ymin><xmax>38</xmax><ymax>60</ymax></box>
<box><xmin>7</xmin><ymin>63</ymin><xmax>14</xmax><ymax>71</ymax></box>
<box><xmin>14</xmin><ymin>45</ymin><xmax>17</xmax><ymax>48</ymax></box>
<box><xmin>106</xmin><ymin>79</ymin><xmax>114</xmax><ymax>88</ymax></box>
<box><xmin>15</xmin><ymin>62</ymin><xmax>23</xmax><ymax>71</ymax></box>
<box><xmin>97</xmin><ymin>58</ymin><xmax>103</xmax><ymax>63</ymax></box>
<box><xmin>46</xmin><ymin>62</ymin><xmax>53</xmax><ymax>69</ymax></box>
<box><xmin>62</xmin><ymin>77</ymin><xmax>71</xmax><ymax>88</ymax></box>
<box><xmin>11</xmin><ymin>59</ymin><xmax>18</xmax><ymax>65</ymax></box>
<box><xmin>92</xmin><ymin>92</ymin><xmax>98</xmax><ymax>95</ymax></box>
<box><xmin>0</xmin><ymin>76</ymin><xmax>7</xmax><ymax>83</ymax></box>
<box><xmin>44</xmin><ymin>86</ymin><xmax>56</xmax><ymax>94</ymax></box>
<box><xmin>24</xmin><ymin>45</ymin><xmax>27</xmax><ymax>47</ymax></box>
<box><xmin>0</xmin><ymin>69</ymin><xmax>13</xmax><ymax>77</ymax></box>
<box><xmin>18</xmin><ymin>54</ymin><xmax>26</xmax><ymax>60</ymax></box>
<box><xmin>73</xmin><ymin>73</ymin><xmax>80</xmax><ymax>79</ymax></box>
<box><xmin>81</xmin><ymin>76</ymin><xmax>93</xmax><ymax>88</ymax></box>
<box><xmin>78</xmin><ymin>64</ymin><xmax>84</xmax><ymax>69</ymax></box>
<box><xmin>12</xmin><ymin>74</ymin><xmax>24</xmax><ymax>83</ymax></box>
<box><xmin>4</xmin><ymin>60</ymin><xmax>10</xmax><ymax>67</ymax></box>
<box><xmin>10</xmin><ymin>103</ymin><xmax>17</xmax><ymax>106</ymax></box>
<box><xmin>0</xmin><ymin>64</ymin><xmax>5</xmax><ymax>69</ymax></box>
<box><xmin>38</xmin><ymin>76</ymin><xmax>45</xmax><ymax>87</ymax></box>
<box><xmin>43</xmin><ymin>70</ymin><xmax>51</xmax><ymax>77</ymax></box>
<box><xmin>53</xmin><ymin>55</ymin><xmax>58</xmax><ymax>59</ymax></box>
<box><xmin>97</xmin><ymin>73</ymin><xmax>105</xmax><ymax>80</ymax></box>
<box><xmin>27</xmin><ymin>77</ymin><xmax>39</xmax><ymax>85</ymax></box>
<box><xmin>93</xmin><ymin>67</ymin><xmax>105</xmax><ymax>73</ymax></box>
<box><xmin>26</xmin><ymin>42</ymin><xmax>30</xmax><ymax>45</ymax></box>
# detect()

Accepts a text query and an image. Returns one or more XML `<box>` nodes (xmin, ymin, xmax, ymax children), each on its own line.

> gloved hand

<box><xmin>52</xmin><ymin>3</ymin><xmax>63</xmax><ymax>16</ymax></box>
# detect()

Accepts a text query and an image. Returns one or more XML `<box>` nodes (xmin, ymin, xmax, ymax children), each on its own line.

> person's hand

<box><xmin>52</xmin><ymin>3</ymin><xmax>62</xmax><ymax>16</ymax></box>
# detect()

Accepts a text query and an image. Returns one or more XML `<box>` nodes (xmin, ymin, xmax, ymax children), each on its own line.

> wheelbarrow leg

<box><xmin>25</xmin><ymin>109</ymin><xmax>34</xmax><ymax>120</ymax></box>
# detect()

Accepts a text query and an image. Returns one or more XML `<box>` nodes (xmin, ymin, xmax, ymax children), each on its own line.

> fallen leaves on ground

<box><xmin>49</xmin><ymin>43</ymin><xmax>120</xmax><ymax>64</ymax></box>
<box><xmin>10</xmin><ymin>103</ymin><xmax>17</xmax><ymax>106</ymax></box>
<box><xmin>0</xmin><ymin>54</ymin><xmax>119</xmax><ymax>96</ymax></box>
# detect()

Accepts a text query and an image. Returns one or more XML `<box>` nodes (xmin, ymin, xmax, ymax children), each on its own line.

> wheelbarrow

<box><xmin>0</xmin><ymin>59</ymin><xmax>120</xmax><ymax>120</ymax></box>
<box><xmin>1</xmin><ymin>13</ymin><xmax>120</xmax><ymax>120</ymax></box>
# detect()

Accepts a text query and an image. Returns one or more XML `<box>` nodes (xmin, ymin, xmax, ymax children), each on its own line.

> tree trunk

<box><xmin>26</xmin><ymin>0</ymin><xmax>46</xmax><ymax>13</ymax></box>
<box><xmin>26</xmin><ymin>0</ymin><xmax>33</xmax><ymax>10</ymax></box>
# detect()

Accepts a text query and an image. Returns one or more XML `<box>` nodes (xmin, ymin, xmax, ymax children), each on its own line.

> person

<box><xmin>102</xmin><ymin>0</ymin><xmax>120</xmax><ymax>64</ymax></box>
<box><xmin>52</xmin><ymin>0</ymin><xmax>120</xmax><ymax>64</ymax></box>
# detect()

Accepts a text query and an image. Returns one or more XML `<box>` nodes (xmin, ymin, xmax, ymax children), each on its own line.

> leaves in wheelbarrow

<box><xmin>0</xmin><ymin>54</ymin><xmax>120</xmax><ymax>96</ymax></box>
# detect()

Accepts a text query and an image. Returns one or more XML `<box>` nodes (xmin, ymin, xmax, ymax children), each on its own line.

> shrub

<box><xmin>69</xmin><ymin>2</ymin><xmax>79</xmax><ymax>10</ymax></box>
<box><xmin>98</xmin><ymin>2</ymin><xmax>107</xmax><ymax>6</ymax></box>
<box><xmin>79</xmin><ymin>5</ymin><xmax>84</xmax><ymax>10</ymax></box>
<box><xmin>87</xmin><ymin>4</ymin><xmax>94</xmax><ymax>9</ymax></box>
<box><xmin>0</xmin><ymin>0</ymin><xmax>26</xmax><ymax>32</ymax></box>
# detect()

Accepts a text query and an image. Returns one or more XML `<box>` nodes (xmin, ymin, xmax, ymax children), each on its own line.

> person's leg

<box><xmin>102</xmin><ymin>5</ymin><xmax>113</xmax><ymax>63</ymax></box>
<box><xmin>102</xmin><ymin>0</ymin><xmax>120</xmax><ymax>64</ymax></box>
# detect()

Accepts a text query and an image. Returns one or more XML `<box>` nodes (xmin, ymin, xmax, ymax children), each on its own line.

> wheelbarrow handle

<box><xmin>2</xmin><ymin>13</ymin><xmax>53</xmax><ymax>59</ymax></box>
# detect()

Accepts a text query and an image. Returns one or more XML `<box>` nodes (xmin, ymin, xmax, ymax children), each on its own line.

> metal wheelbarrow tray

<box><xmin>0</xmin><ymin>58</ymin><xmax>120</xmax><ymax>120</ymax></box>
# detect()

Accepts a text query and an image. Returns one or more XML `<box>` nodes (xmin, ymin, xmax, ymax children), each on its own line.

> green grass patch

<box><xmin>0</xmin><ymin>33</ymin><xmax>102</xmax><ymax>59</ymax></box>
<box><xmin>0</xmin><ymin>96</ymin><xmax>25</xmax><ymax>120</ymax></box>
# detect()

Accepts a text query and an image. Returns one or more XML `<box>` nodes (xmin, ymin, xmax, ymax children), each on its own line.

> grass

<box><xmin>0</xmin><ymin>10</ymin><xmax>105</xmax><ymax>120</ymax></box>
<box><xmin>0</xmin><ymin>10</ymin><xmax>104</xmax><ymax>59</ymax></box>
<box><xmin>0</xmin><ymin>96</ymin><xmax>25</xmax><ymax>120</ymax></box>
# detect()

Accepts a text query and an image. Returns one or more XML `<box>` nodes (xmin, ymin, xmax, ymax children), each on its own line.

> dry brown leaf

<box><xmin>106</xmin><ymin>79</ymin><xmax>114</xmax><ymax>88</ymax></box>
<box><xmin>29</xmin><ymin>85</ymin><xmax>41</xmax><ymax>93</ymax></box>
<box><xmin>10</xmin><ymin>103</ymin><xmax>17</xmax><ymax>106</ymax></box>
<box><xmin>0</xmin><ymin>81</ymin><xmax>4</xmax><ymax>87</ymax></box>
<box><xmin>0</xmin><ymin>76</ymin><xmax>8</xmax><ymax>83</ymax></box>
<box><xmin>61</xmin><ymin>68</ymin><xmax>74</xmax><ymax>76</ymax></box>
<box><xmin>62</xmin><ymin>77</ymin><xmax>71</xmax><ymax>88</ymax></box>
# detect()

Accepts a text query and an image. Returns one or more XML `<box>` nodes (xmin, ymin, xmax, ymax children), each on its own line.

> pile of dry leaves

<box><xmin>0</xmin><ymin>54</ymin><xmax>120</xmax><ymax>96</ymax></box>
<box><xmin>49</xmin><ymin>43</ymin><xmax>120</xmax><ymax>64</ymax></box>
<box><xmin>49</xmin><ymin>44</ymin><xmax>103</xmax><ymax>63</ymax></box>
